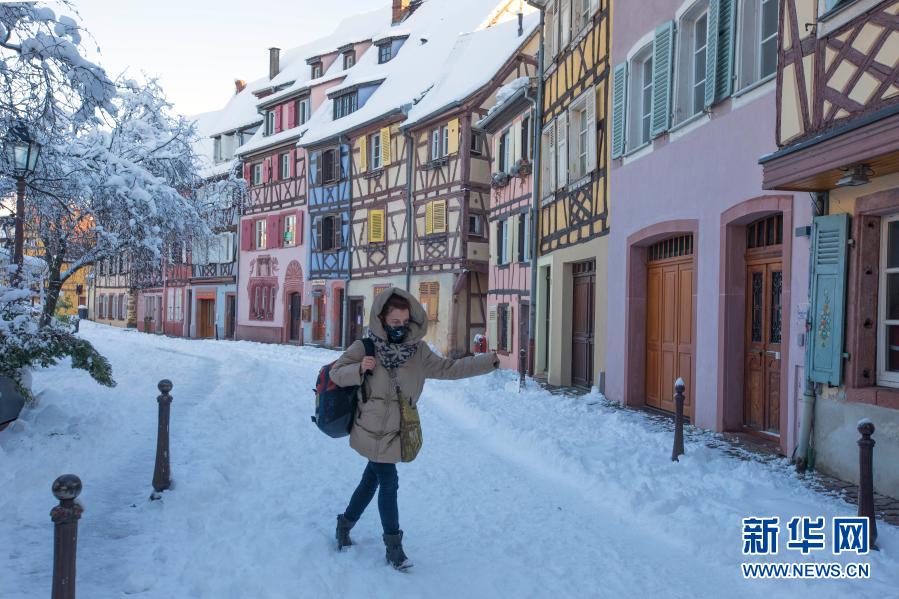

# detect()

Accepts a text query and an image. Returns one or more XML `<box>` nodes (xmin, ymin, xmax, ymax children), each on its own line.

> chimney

<box><xmin>234</xmin><ymin>79</ymin><xmax>247</xmax><ymax>95</ymax></box>
<box><xmin>268</xmin><ymin>47</ymin><xmax>281</xmax><ymax>80</ymax></box>
<box><xmin>518</xmin><ymin>11</ymin><xmax>523</xmax><ymax>36</ymax></box>
<box><xmin>392</xmin><ymin>0</ymin><xmax>411</xmax><ymax>24</ymax></box>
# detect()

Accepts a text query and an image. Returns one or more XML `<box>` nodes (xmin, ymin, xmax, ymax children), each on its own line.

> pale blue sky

<box><xmin>68</xmin><ymin>0</ymin><xmax>388</xmax><ymax>116</ymax></box>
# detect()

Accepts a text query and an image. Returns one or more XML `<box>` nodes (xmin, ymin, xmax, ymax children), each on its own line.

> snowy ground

<box><xmin>2</xmin><ymin>322</ymin><xmax>898</xmax><ymax>598</ymax></box>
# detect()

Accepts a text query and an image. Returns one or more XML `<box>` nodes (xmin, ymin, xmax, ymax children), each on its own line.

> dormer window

<box><xmin>265</xmin><ymin>110</ymin><xmax>275</xmax><ymax>136</ymax></box>
<box><xmin>213</xmin><ymin>136</ymin><xmax>222</xmax><ymax>162</ymax></box>
<box><xmin>311</xmin><ymin>62</ymin><xmax>323</xmax><ymax>79</ymax></box>
<box><xmin>378</xmin><ymin>43</ymin><xmax>393</xmax><ymax>64</ymax></box>
<box><xmin>296</xmin><ymin>97</ymin><xmax>311</xmax><ymax>125</ymax></box>
<box><xmin>343</xmin><ymin>51</ymin><xmax>356</xmax><ymax>69</ymax></box>
<box><xmin>334</xmin><ymin>92</ymin><xmax>358</xmax><ymax>120</ymax></box>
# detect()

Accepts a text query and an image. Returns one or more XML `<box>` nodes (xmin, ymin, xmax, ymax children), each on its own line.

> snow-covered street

<box><xmin>2</xmin><ymin>323</ymin><xmax>898</xmax><ymax>598</ymax></box>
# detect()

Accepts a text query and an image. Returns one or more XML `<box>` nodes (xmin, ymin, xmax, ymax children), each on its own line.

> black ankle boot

<box><xmin>383</xmin><ymin>530</ymin><xmax>413</xmax><ymax>571</ymax></box>
<box><xmin>336</xmin><ymin>514</ymin><xmax>355</xmax><ymax>550</ymax></box>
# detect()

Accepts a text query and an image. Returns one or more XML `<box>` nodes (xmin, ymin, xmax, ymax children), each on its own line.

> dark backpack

<box><xmin>312</xmin><ymin>338</ymin><xmax>375</xmax><ymax>438</ymax></box>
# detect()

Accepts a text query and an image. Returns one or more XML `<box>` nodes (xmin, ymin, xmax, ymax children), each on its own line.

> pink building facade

<box><xmin>479</xmin><ymin>85</ymin><xmax>535</xmax><ymax>371</ymax></box>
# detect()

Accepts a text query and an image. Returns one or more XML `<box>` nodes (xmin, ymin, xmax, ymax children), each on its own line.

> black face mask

<box><xmin>385</xmin><ymin>324</ymin><xmax>409</xmax><ymax>343</ymax></box>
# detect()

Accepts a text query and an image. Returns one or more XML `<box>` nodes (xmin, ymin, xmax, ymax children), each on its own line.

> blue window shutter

<box><xmin>714</xmin><ymin>0</ymin><xmax>736</xmax><ymax>103</ymax></box>
<box><xmin>650</xmin><ymin>21</ymin><xmax>674</xmax><ymax>138</ymax></box>
<box><xmin>808</xmin><ymin>213</ymin><xmax>850</xmax><ymax>386</ymax></box>
<box><xmin>611</xmin><ymin>62</ymin><xmax>627</xmax><ymax>159</ymax></box>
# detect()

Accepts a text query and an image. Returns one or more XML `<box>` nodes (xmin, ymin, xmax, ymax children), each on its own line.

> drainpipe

<box><xmin>404</xmin><ymin>130</ymin><xmax>415</xmax><ymax>292</ymax></box>
<box><xmin>795</xmin><ymin>190</ymin><xmax>829</xmax><ymax>472</ymax></box>
<box><xmin>526</xmin><ymin>4</ymin><xmax>545</xmax><ymax>377</ymax></box>
<box><xmin>341</xmin><ymin>136</ymin><xmax>352</xmax><ymax>350</ymax></box>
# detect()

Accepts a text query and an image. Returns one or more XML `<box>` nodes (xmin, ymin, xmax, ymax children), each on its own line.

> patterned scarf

<box><xmin>369</xmin><ymin>330</ymin><xmax>418</xmax><ymax>370</ymax></box>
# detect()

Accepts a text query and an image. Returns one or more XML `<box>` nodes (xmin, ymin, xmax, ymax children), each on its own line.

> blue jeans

<box><xmin>343</xmin><ymin>461</ymin><xmax>399</xmax><ymax>535</ymax></box>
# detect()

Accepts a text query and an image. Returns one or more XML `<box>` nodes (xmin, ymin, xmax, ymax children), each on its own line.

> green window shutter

<box><xmin>611</xmin><ymin>62</ymin><xmax>627</xmax><ymax>159</ymax></box>
<box><xmin>714</xmin><ymin>0</ymin><xmax>736</xmax><ymax>103</ymax></box>
<box><xmin>650</xmin><ymin>21</ymin><xmax>674</xmax><ymax>138</ymax></box>
<box><xmin>704</xmin><ymin>0</ymin><xmax>720</xmax><ymax>109</ymax></box>
<box><xmin>808</xmin><ymin>213</ymin><xmax>850</xmax><ymax>386</ymax></box>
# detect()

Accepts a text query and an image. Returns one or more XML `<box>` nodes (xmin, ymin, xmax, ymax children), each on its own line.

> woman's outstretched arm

<box><xmin>420</xmin><ymin>343</ymin><xmax>498</xmax><ymax>380</ymax></box>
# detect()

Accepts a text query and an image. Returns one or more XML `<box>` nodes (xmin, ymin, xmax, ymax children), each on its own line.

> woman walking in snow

<box><xmin>328</xmin><ymin>287</ymin><xmax>499</xmax><ymax>570</ymax></box>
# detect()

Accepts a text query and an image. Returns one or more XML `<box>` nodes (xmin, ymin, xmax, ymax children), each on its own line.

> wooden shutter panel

<box><xmin>712</xmin><ymin>0</ymin><xmax>736</xmax><ymax>104</ymax></box>
<box><xmin>425</xmin><ymin>202</ymin><xmax>434</xmax><ymax>235</ymax></box>
<box><xmin>544</xmin><ymin>122</ymin><xmax>556</xmax><ymax>194</ymax></box>
<box><xmin>243</xmin><ymin>162</ymin><xmax>251</xmax><ymax>182</ymax></box>
<box><xmin>297</xmin><ymin>210</ymin><xmax>304</xmax><ymax>246</ymax></box>
<box><xmin>510</xmin><ymin>122</ymin><xmax>520</xmax><ymax>168</ymax></box>
<box><xmin>704</xmin><ymin>0</ymin><xmax>720</xmax><ymax>109</ymax></box>
<box><xmin>556</xmin><ymin>111</ymin><xmax>568</xmax><ymax>188</ymax></box>
<box><xmin>447</xmin><ymin>118</ymin><xmax>460</xmax><ymax>154</ymax></box>
<box><xmin>262</xmin><ymin>157</ymin><xmax>271</xmax><ymax>184</ymax></box>
<box><xmin>808</xmin><ymin>213</ymin><xmax>850</xmax><ymax>386</ymax></box>
<box><xmin>381</xmin><ymin>127</ymin><xmax>391</xmax><ymax>166</ymax></box>
<box><xmin>585</xmin><ymin>85</ymin><xmax>597</xmax><ymax>173</ymax></box>
<box><xmin>369</xmin><ymin>209</ymin><xmax>385</xmax><ymax>243</ymax></box>
<box><xmin>433</xmin><ymin>200</ymin><xmax>447</xmax><ymax>233</ymax></box>
<box><xmin>315</xmin><ymin>216</ymin><xmax>323</xmax><ymax>251</ymax></box>
<box><xmin>493</xmin><ymin>133</ymin><xmax>501</xmax><ymax>172</ymax></box>
<box><xmin>505</xmin><ymin>305</ymin><xmax>513</xmax><ymax>352</ymax></box>
<box><xmin>266</xmin><ymin>215</ymin><xmax>279</xmax><ymax>249</ymax></box>
<box><xmin>509</xmin><ymin>215</ymin><xmax>518</xmax><ymax>264</ymax></box>
<box><xmin>360</xmin><ymin>135</ymin><xmax>368</xmax><ymax>172</ymax></box>
<box><xmin>488</xmin><ymin>306</ymin><xmax>498</xmax><ymax>351</ymax></box>
<box><xmin>241</xmin><ymin>219</ymin><xmax>253</xmax><ymax>251</ymax></box>
<box><xmin>334</xmin><ymin>217</ymin><xmax>343</xmax><ymax>249</ymax></box>
<box><xmin>490</xmin><ymin>220</ymin><xmax>498</xmax><ymax>264</ymax></box>
<box><xmin>289</xmin><ymin>149</ymin><xmax>296</xmax><ymax>178</ymax></box>
<box><xmin>274</xmin><ymin>107</ymin><xmax>282</xmax><ymax>133</ymax></box>
<box><xmin>650</xmin><ymin>21</ymin><xmax>674</xmax><ymax>138</ymax></box>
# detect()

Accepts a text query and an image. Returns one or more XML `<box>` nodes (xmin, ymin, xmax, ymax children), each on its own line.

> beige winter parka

<box><xmin>329</xmin><ymin>287</ymin><xmax>498</xmax><ymax>464</ymax></box>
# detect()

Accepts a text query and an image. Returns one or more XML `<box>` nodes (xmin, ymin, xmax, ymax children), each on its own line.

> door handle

<box><xmin>766</xmin><ymin>350</ymin><xmax>781</xmax><ymax>360</ymax></box>
<box><xmin>748</xmin><ymin>349</ymin><xmax>763</xmax><ymax>354</ymax></box>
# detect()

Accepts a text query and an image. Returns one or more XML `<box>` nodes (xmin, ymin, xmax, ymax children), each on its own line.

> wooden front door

<box><xmin>571</xmin><ymin>260</ymin><xmax>595</xmax><ymax>388</ymax></box>
<box><xmin>313</xmin><ymin>294</ymin><xmax>326</xmax><ymax>342</ymax></box>
<box><xmin>349</xmin><ymin>298</ymin><xmax>365</xmax><ymax>343</ymax></box>
<box><xmin>743</xmin><ymin>215</ymin><xmax>784</xmax><ymax>437</ymax></box>
<box><xmin>645</xmin><ymin>235</ymin><xmax>694</xmax><ymax>414</ymax></box>
<box><xmin>198</xmin><ymin>299</ymin><xmax>215</xmax><ymax>339</ymax></box>
<box><xmin>289</xmin><ymin>293</ymin><xmax>302</xmax><ymax>342</ymax></box>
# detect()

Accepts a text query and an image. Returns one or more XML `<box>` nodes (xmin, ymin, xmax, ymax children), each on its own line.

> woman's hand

<box><xmin>492</xmin><ymin>352</ymin><xmax>500</xmax><ymax>368</ymax></box>
<box><xmin>360</xmin><ymin>356</ymin><xmax>377</xmax><ymax>374</ymax></box>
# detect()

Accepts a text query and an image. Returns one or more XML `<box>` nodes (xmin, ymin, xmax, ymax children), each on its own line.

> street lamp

<box><xmin>4</xmin><ymin>123</ymin><xmax>41</xmax><ymax>283</ymax></box>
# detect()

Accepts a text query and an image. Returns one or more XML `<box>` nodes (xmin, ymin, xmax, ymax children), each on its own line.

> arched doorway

<box><xmin>283</xmin><ymin>260</ymin><xmax>304</xmax><ymax>344</ymax></box>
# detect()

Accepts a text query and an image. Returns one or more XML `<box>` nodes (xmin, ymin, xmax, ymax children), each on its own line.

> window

<box><xmin>431</xmin><ymin>129</ymin><xmax>441</xmax><ymax>159</ymax></box>
<box><xmin>442</xmin><ymin>127</ymin><xmax>449</xmax><ymax>157</ymax></box>
<box><xmin>674</xmin><ymin>6</ymin><xmax>709</xmax><ymax>123</ymax></box>
<box><xmin>560</xmin><ymin>0</ymin><xmax>571</xmax><ymax>49</ymax></box>
<box><xmin>521</xmin><ymin>116</ymin><xmax>531</xmax><ymax>161</ymax></box>
<box><xmin>374</xmin><ymin>284</ymin><xmax>390</xmax><ymax>298</ymax></box>
<box><xmin>758</xmin><ymin>0</ymin><xmax>777</xmax><ymax>79</ymax></box>
<box><xmin>518</xmin><ymin>212</ymin><xmax>530</xmax><ymax>262</ymax></box>
<box><xmin>296</xmin><ymin>97</ymin><xmax>311</xmax><ymax>125</ymax></box>
<box><xmin>498</xmin><ymin>304</ymin><xmax>510</xmax><ymax>352</ymax></box>
<box><xmin>283</xmin><ymin>214</ymin><xmax>297</xmax><ymax>246</ymax></box>
<box><xmin>419</xmin><ymin>282</ymin><xmax>439</xmax><ymax>321</ymax></box>
<box><xmin>320</xmin><ymin>148</ymin><xmax>339</xmax><ymax>183</ymax></box>
<box><xmin>378</xmin><ymin>43</ymin><xmax>392</xmax><ymax>64</ymax></box>
<box><xmin>213</xmin><ymin>136</ymin><xmax>222</xmax><ymax>162</ymax></box>
<box><xmin>571</xmin><ymin>101</ymin><xmax>589</xmax><ymax>178</ymax></box>
<box><xmin>879</xmin><ymin>216</ymin><xmax>899</xmax><ymax>387</ymax></box>
<box><xmin>317</xmin><ymin>215</ymin><xmax>342</xmax><ymax>251</ymax></box>
<box><xmin>575</xmin><ymin>0</ymin><xmax>592</xmax><ymax>32</ymax></box>
<box><xmin>334</xmin><ymin>92</ymin><xmax>358</xmax><ymax>119</ymax></box>
<box><xmin>311</xmin><ymin>62</ymin><xmax>323</xmax><ymax>79</ymax></box>
<box><xmin>499</xmin><ymin>128</ymin><xmax>511</xmax><ymax>172</ymax></box>
<box><xmin>280</xmin><ymin>153</ymin><xmax>290</xmax><ymax>179</ymax></box>
<box><xmin>252</xmin><ymin>163</ymin><xmax>263</xmax><ymax>185</ymax></box>
<box><xmin>471</xmin><ymin>131</ymin><xmax>484</xmax><ymax>155</ymax></box>
<box><xmin>469</xmin><ymin>214</ymin><xmax>484</xmax><ymax>237</ymax></box>
<box><xmin>628</xmin><ymin>47</ymin><xmax>654</xmax><ymax>148</ymax></box>
<box><xmin>497</xmin><ymin>218</ymin><xmax>509</xmax><ymax>265</ymax></box>
<box><xmin>425</xmin><ymin>200</ymin><xmax>447</xmax><ymax>235</ymax></box>
<box><xmin>738</xmin><ymin>0</ymin><xmax>778</xmax><ymax>89</ymax></box>
<box><xmin>255</xmin><ymin>219</ymin><xmax>267</xmax><ymax>250</ymax></box>
<box><xmin>265</xmin><ymin>110</ymin><xmax>275</xmax><ymax>136</ymax></box>
<box><xmin>368</xmin><ymin>208</ymin><xmax>385</xmax><ymax>243</ymax></box>
<box><xmin>370</xmin><ymin>133</ymin><xmax>382</xmax><ymax>170</ymax></box>
<box><xmin>344</xmin><ymin>52</ymin><xmax>356</xmax><ymax>69</ymax></box>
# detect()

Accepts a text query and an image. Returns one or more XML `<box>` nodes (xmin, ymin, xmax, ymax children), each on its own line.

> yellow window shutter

<box><xmin>425</xmin><ymin>202</ymin><xmax>434</xmax><ymax>235</ymax></box>
<box><xmin>360</xmin><ymin>135</ymin><xmax>368</xmax><ymax>172</ymax></box>
<box><xmin>381</xmin><ymin>127</ymin><xmax>391</xmax><ymax>166</ymax></box>
<box><xmin>447</xmin><ymin>118</ymin><xmax>460</xmax><ymax>154</ymax></box>
<box><xmin>433</xmin><ymin>200</ymin><xmax>447</xmax><ymax>233</ymax></box>
<box><xmin>488</xmin><ymin>306</ymin><xmax>498</xmax><ymax>351</ymax></box>
<box><xmin>427</xmin><ymin>282</ymin><xmax>439</xmax><ymax>320</ymax></box>
<box><xmin>368</xmin><ymin>209</ymin><xmax>384</xmax><ymax>243</ymax></box>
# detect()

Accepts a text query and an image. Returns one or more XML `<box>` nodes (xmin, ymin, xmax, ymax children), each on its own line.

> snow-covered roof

<box><xmin>404</xmin><ymin>13</ymin><xmax>538</xmax><ymax>127</ymax></box>
<box><xmin>237</xmin><ymin>124</ymin><xmax>311</xmax><ymax>158</ymax></box>
<box><xmin>299</xmin><ymin>0</ymin><xmax>536</xmax><ymax>147</ymax></box>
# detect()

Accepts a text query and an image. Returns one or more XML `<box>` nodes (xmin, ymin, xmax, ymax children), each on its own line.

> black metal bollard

<box><xmin>857</xmin><ymin>420</ymin><xmax>878</xmax><ymax>549</ymax></box>
<box><xmin>152</xmin><ymin>379</ymin><xmax>173</xmax><ymax>496</ymax></box>
<box><xmin>51</xmin><ymin>475</ymin><xmax>83</xmax><ymax>599</ymax></box>
<box><xmin>672</xmin><ymin>378</ymin><xmax>686</xmax><ymax>462</ymax></box>
<box><xmin>518</xmin><ymin>347</ymin><xmax>527</xmax><ymax>391</ymax></box>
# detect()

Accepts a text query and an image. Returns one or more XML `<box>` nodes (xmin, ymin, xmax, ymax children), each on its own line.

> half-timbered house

<box><xmin>299</xmin><ymin>0</ymin><xmax>537</xmax><ymax>353</ymax></box>
<box><xmin>479</xmin><ymin>78</ymin><xmax>537</xmax><ymax>371</ymax></box>
<box><xmin>760</xmin><ymin>0</ymin><xmax>899</xmax><ymax>496</ymax></box>
<box><xmin>89</xmin><ymin>254</ymin><xmax>136</xmax><ymax>329</ymax></box>
<box><xmin>235</xmin><ymin>9</ymin><xmax>387</xmax><ymax>346</ymax></box>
